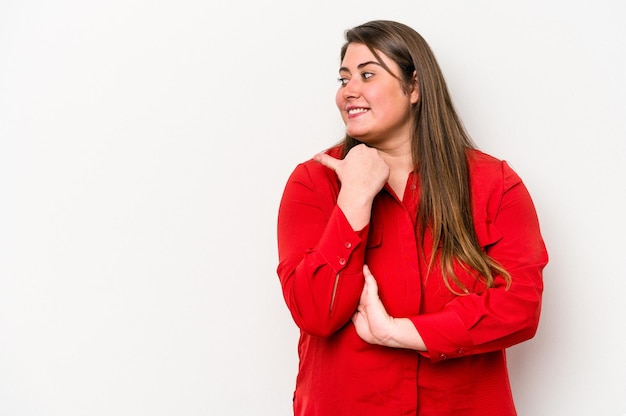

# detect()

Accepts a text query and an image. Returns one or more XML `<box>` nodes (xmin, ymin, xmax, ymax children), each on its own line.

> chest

<box><xmin>364</xmin><ymin>190</ymin><xmax>490</xmax><ymax>317</ymax></box>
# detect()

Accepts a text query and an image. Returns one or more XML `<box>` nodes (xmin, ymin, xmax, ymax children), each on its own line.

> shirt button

<box><xmin>344</xmin><ymin>242</ymin><xmax>352</xmax><ymax>249</ymax></box>
<box><xmin>457</xmin><ymin>348</ymin><xmax>466</xmax><ymax>355</ymax></box>
<box><xmin>439</xmin><ymin>353</ymin><xmax>447</xmax><ymax>360</ymax></box>
<box><xmin>338</xmin><ymin>258</ymin><xmax>346</xmax><ymax>266</ymax></box>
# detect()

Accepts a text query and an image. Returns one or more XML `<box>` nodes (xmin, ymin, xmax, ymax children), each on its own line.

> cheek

<box><xmin>335</xmin><ymin>90</ymin><xmax>343</xmax><ymax>108</ymax></box>
<box><xmin>335</xmin><ymin>91</ymin><xmax>347</xmax><ymax>120</ymax></box>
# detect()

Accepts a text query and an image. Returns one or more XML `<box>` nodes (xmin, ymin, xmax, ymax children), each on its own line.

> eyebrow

<box><xmin>339</xmin><ymin>61</ymin><xmax>383</xmax><ymax>73</ymax></box>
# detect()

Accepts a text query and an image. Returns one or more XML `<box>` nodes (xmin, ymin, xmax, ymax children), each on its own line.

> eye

<box><xmin>337</xmin><ymin>77</ymin><xmax>349</xmax><ymax>87</ymax></box>
<box><xmin>361</xmin><ymin>71</ymin><xmax>374</xmax><ymax>80</ymax></box>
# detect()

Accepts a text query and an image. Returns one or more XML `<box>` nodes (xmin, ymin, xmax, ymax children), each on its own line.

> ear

<box><xmin>409</xmin><ymin>71</ymin><xmax>419</xmax><ymax>104</ymax></box>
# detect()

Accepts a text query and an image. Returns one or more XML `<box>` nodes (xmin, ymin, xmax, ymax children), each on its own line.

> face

<box><xmin>336</xmin><ymin>43</ymin><xmax>419</xmax><ymax>149</ymax></box>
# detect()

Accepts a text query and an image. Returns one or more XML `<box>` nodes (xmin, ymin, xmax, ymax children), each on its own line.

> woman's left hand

<box><xmin>352</xmin><ymin>265</ymin><xmax>427</xmax><ymax>351</ymax></box>
<box><xmin>352</xmin><ymin>265</ymin><xmax>396</xmax><ymax>346</ymax></box>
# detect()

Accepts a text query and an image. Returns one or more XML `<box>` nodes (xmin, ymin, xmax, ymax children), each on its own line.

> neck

<box><xmin>376</xmin><ymin>138</ymin><xmax>414</xmax><ymax>200</ymax></box>
<box><xmin>377</xmin><ymin>139</ymin><xmax>413</xmax><ymax>174</ymax></box>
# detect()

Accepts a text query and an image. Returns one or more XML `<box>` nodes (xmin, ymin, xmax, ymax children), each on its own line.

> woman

<box><xmin>276</xmin><ymin>20</ymin><xmax>548</xmax><ymax>416</ymax></box>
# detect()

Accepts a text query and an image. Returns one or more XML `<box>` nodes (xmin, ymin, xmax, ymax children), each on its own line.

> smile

<box><xmin>348</xmin><ymin>108</ymin><xmax>369</xmax><ymax>115</ymax></box>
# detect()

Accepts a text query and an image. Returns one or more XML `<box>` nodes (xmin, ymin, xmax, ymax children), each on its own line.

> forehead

<box><xmin>340</xmin><ymin>43</ymin><xmax>395</xmax><ymax>71</ymax></box>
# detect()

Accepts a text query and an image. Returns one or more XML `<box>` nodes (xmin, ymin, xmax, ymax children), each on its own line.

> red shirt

<box><xmin>277</xmin><ymin>146</ymin><xmax>548</xmax><ymax>416</ymax></box>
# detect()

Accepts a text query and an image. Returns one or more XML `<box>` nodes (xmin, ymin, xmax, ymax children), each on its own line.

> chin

<box><xmin>345</xmin><ymin>129</ymin><xmax>368</xmax><ymax>140</ymax></box>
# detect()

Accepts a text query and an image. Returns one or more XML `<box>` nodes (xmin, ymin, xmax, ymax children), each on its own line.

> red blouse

<box><xmin>277</xmin><ymin>145</ymin><xmax>548</xmax><ymax>416</ymax></box>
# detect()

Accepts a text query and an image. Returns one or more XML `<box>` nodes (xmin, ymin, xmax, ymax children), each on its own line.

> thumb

<box><xmin>362</xmin><ymin>265</ymin><xmax>379</xmax><ymax>297</ymax></box>
<box><xmin>363</xmin><ymin>264</ymin><xmax>376</xmax><ymax>283</ymax></box>
<box><xmin>313</xmin><ymin>152</ymin><xmax>341</xmax><ymax>172</ymax></box>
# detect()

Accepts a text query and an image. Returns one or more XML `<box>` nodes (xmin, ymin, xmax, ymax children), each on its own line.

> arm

<box><xmin>352</xmin><ymin>265</ymin><xmax>427</xmax><ymax>350</ymax></box>
<box><xmin>277</xmin><ymin>145</ymin><xmax>389</xmax><ymax>337</ymax></box>
<box><xmin>410</xmin><ymin>163</ymin><xmax>548</xmax><ymax>361</ymax></box>
<box><xmin>352</xmin><ymin>162</ymin><xmax>548</xmax><ymax>360</ymax></box>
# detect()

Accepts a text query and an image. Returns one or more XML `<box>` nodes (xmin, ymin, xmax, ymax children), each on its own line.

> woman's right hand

<box><xmin>314</xmin><ymin>144</ymin><xmax>389</xmax><ymax>230</ymax></box>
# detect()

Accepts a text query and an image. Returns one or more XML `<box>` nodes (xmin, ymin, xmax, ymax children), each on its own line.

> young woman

<box><xmin>277</xmin><ymin>20</ymin><xmax>548</xmax><ymax>416</ymax></box>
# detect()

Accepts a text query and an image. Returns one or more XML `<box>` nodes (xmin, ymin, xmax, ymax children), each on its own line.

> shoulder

<box><xmin>467</xmin><ymin>149</ymin><xmax>524</xmax><ymax>221</ymax></box>
<box><xmin>467</xmin><ymin>149</ymin><xmax>522</xmax><ymax>189</ymax></box>
<box><xmin>467</xmin><ymin>148</ymin><xmax>503</xmax><ymax>174</ymax></box>
<box><xmin>284</xmin><ymin>144</ymin><xmax>342</xmax><ymax>194</ymax></box>
<box><xmin>295</xmin><ymin>144</ymin><xmax>342</xmax><ymax>176</ymax></box>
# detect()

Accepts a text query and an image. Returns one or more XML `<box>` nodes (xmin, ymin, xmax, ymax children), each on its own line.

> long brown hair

<box><xmin>340</xmin><ymin>20</ymin><xmax>510</xmax><ymax>293</ymax></box>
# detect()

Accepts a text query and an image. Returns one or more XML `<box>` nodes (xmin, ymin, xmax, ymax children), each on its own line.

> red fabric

<box><xmin>277</xmin><ymin>145</ymin><xmax>548</xmax><ymax>416</ymax></box>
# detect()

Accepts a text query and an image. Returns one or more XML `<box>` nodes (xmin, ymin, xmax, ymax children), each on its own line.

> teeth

<box><xmin>348</xmin><ymin>108</ymin><xmax>368</xmax><ymax>115</ymax></box>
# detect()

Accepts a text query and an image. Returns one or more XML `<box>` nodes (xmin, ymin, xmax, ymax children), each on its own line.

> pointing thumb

<box><xmin>313</xmin><ymin>152</ymin><xmax>340</xmax><ymax>172</ymax></box>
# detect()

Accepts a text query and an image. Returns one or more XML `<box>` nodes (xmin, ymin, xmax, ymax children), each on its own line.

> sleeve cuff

<box><xmin>317</xmin><ymin>205</ymin><xmax>368</xmax><ymax>273</ymax></box>
<box><xmin>410</xmin><ymin>309</ymin><xmax>474</xmax><ymax>363</ymax></box>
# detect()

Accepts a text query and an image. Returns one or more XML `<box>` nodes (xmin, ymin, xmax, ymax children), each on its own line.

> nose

<box><xmin>341</xmin><ymin>78</ymin><xmax>360</xmax><ymax>100</ymax></box>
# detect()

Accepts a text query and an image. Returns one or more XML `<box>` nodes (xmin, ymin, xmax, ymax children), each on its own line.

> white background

<box><xmin>1</xmin><ymin>1</ymin><xmax>625</xmax><ymax>415</ymax></box>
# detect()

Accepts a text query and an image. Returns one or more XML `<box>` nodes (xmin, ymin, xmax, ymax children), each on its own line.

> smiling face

<box><xmin>336</xmin><ymin>43</ymin><xmax>419</xmax><ymax>150</ymax></box>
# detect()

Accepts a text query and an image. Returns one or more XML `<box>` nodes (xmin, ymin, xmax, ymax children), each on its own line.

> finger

<box><xmin>362</xmin><ymin>264</ymin><xmax>379</xmax><ymax>293</ymax></box>
<box><xmin>363</xmin><ymin>264</ymin><xmax>372</xmax><ymax>277</ymax></box>
<box><xmin>359</xmin><ymin>283</ymin><xmax>368</xmax><ymax>304</ymax></box>
<box><xmin>361</xmin><ymin>265</ymin><xmax>372</xmax><ymax>303</ymax></box>
<box><xmin>313</xmin><ymin>153</ymin><xmax>340</xmax><ymax>172</ymax></box>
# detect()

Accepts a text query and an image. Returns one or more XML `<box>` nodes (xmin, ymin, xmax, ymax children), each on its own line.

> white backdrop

<box><xmin>1</xmin><ymin>1</ymin><xmax>625</xmax><ymax>415</ymax></box>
